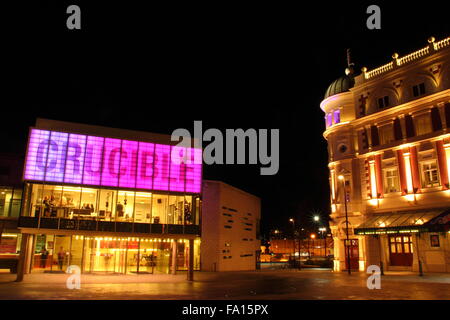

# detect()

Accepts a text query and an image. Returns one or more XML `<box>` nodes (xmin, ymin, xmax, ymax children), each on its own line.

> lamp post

<box><xmin>338</xmin><ymin>175</ymin><xmax>351</xmax><ymax>275</ymax></box>
<box><xmin>319</xmin><ymin>227</ymin><xmax>327</xmax><ymax>257</ymax></box>
<box><xmin>289</xmin><ymin>218</ymin><xmax>296</xmax><ymax>267</ymax></box>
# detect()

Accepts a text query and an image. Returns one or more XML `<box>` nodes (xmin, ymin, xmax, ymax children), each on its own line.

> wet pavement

<box><xmin>0</xmin><ymin>269</ymin><xmax>449</xmax><ymax>300</ymax></box>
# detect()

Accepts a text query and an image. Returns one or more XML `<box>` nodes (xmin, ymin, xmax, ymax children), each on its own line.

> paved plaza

<box><xmin>0</xmin><ymin>269</ymin><xmax>449</xmax><ymax>300</ymax></box>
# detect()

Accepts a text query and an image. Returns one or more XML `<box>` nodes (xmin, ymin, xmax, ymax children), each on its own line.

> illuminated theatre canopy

<box><xmin>24</xmin><ymin>129</ymin><xmax>202</xmax><ymax>193</ymax></box>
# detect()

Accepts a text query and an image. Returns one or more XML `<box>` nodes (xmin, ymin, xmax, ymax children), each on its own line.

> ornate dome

<box><xmin>324</xmin><ymin>74</ymin><xmax>355</xmax><ymax>99</ymax></box>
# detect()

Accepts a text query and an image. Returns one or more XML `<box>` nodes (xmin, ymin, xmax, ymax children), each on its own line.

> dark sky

<box><xmin>3</xmin><ymin>2</ymin><xmax>449</xmax><ymax>237</ymax></box>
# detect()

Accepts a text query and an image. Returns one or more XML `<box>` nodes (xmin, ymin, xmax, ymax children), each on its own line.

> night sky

<box><xmin>3</xmin><ymin>2</ymin><xmax>449</xmax><ymax>238</ymax></box>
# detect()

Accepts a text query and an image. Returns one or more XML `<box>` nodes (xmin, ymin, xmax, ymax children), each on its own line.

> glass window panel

<box><xmin>167</xmin><ymin>195</ymin><xmax>177</xmax><ymax>224</ymax></box>
<box><xmin>379</xmin><ymin>125</ymin><xmax>394</xmax><ymax>145</ymax></box>
<box><xmin>415</xmin><ymin>114</ymin><xmax>432</xmax><ymax>136</ymax></box>
<box><xmin>390</xmin><ymin>244</ymin><xmax>396</xmax><ymax>253</ymax></box>
<box><xmin>41</xmin><ymin>185</ymin><xmax>63</xmax><ymax>218</ymax></box>
<box><xmin>151</xmin><ymin>194</ymin><xmax>167</xmax><ymax>224</ymax></box>
<box><xmin>139</xmin><ymin>239</ymin><xmax>156</xmax><ymax>273</ymax></box>
<box><xmin>0</xmin><ymin>187</ymin><xmax>13</xmax><ymax>217</ymax></box>
<box><xmin>176</xmin><ymin>195</ymin><xmax>186</xmax><ymax>224</ymax></box>
<box><xmin>334</xmin><ymin>110</ymin><xmax>341</xmax><ymax>124</ymax></box>
<box><xmin>184</xmin><ymin>195</ymin><xmax>193</xmax><ymax>225</ymax></box>
<box><xmin>78</xmin><ymin>188</ymin><xmax>97</xmax><ymax>219</ymax></box>
<box><xmin>134</xmin><ymin>192</ymin><xmax>152</xmax><ymax>223</ymax></box>
<box><xmin>410</xmin><ymin>243</ymin><xmax>414</xmax><ymax>253</ymax></box>
<box><xmin>396</xmin><ymin>243</ymin><xmax>402</xmax><ymax>253</ymax></box>
<box><xmin>403</xmin><ymin>243</ymin><xmax>410</xmax><ymax>253</ymax></box>
<box><xmin>98</xmin><ymin>189</ymin><xmax>116</xmax><ymax>221</ymax></box>
<box><xmin>117</xmin><ymin>191</ymin><xmax>134</xmax><ymax>222</ymax></box>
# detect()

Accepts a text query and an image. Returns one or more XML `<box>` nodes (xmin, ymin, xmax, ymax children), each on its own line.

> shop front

<box><xmin>28</xmin><ymin>233</ymin><xmax>200</xmax><ymax>274</ymax></box>
<box><xmin>16</xmin><ymin>122</ymin><xmax>203</xmax><ymax>279</ymax></box>
<box><xmin>355</xmin><ymin>208</ymin><xmax>450</xmax><ymax>272</ymax></box>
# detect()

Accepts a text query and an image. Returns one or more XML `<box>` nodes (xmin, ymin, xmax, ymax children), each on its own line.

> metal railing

<box><xmin>18</xmin><ymin>216</ymin><xmax>200</xmax><ymax>235</ymax></box>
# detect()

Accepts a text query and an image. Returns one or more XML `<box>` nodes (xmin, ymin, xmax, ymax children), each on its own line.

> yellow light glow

<box><xmin>330</xmin><ymin>169</ymin><xmax>336</xmax><ymax>202</ymax></box>
<box><xmin>369</xmin><ymin>199</ymin><xmax>379</xmax><ymax>206</ymax></box>
<box><xmin>369</xmin><ymin>160</ymin><xmax>378</xmax><ymax>199</ymax></box>
<box><xmin>359</xmin><ymin>260</ymin><xmax>365</xmax><ymax>272</ymax></box>
<box><xmin>403</xmin><ymin>153</ymin><xmax>414</xmax><ymax>194</ymax></box>
<box><xmin>404</xmin><ymin>194</ymin><xmax>415</xmax><ymax>201</ymax></box>
<box><xmin>333</xmin><ymin>260</ymin><xmax>340</xmax><ymax>271</ymax></box>
<box><xmin>444</xmin><ymin>144</ymin><xmax>450</xmax><ymax>185</ymax></box>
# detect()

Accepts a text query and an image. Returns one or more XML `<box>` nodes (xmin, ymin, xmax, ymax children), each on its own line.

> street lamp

<box><xmin>289</xmin><ymin>218</ymin><xmax>296</xmax><ymax>264</ymax></box>
<box><xmin>338</xmin><ymin>174</ymin><xmax>351</xmax><ymax>275</ymax></box>
<box><xmin>313</xmin><ymin>215</ymin><xmax>320</xmax><ymax>222</ymax></box>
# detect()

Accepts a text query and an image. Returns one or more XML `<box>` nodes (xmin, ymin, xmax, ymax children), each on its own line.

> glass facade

<box><xmin>31</xmin><ymin>234</ymin><xmax>200</xmax><ymax>274</ymax></box>
<box><xmin>0</xmin><ymin>187</ymin><xmax>22</xmax><ymax>217</ymax></box>
<box><xmin>23</xmin><ymin>183</ymin><xmax>196</xmax><ymax>225</ymax></box>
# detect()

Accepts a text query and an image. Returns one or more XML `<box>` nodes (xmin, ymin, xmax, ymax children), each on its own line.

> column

<box><xmin>397</xmin><ymin>149</ymin><xmax>407</xmax><ymax>194</ymax></box>
<box><xmin>374</xmin><ymin>154</ymin><xmax>383</xmax><ymax>198</ymax></box>
<box><xmin>410</xmin><ymin>146</ymin><xmax>421</xmax><ymax>191</ymax></box>
<box><xmin>187</xmin><ymin>239</ymin><xmax>194</xmax><ymax>281</ymax></box>
<box><xmin>16</xmin><ymin>233</ymin><xmax>31</xmax><ymax>282</ymax></box>
<box><xmin>369</xmin><ymin>158</ymin><xmax>377</xmax><ymax>199</ymax></box>
<box><xmin>171</xmin><ymin>240</ymin><xmax>177</xmax><ymax>275</ymax></box>
<box><xmin>435</xmin><ymin>140</ymin><xmax>449</xmax><ymax>188</ymax></box>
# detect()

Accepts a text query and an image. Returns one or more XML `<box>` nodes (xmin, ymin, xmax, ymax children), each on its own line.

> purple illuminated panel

<box><xmin>83</xmin><ymin>136</ymin><xmax>104</xmax><ymax>186</ymax></box>
<box><xmin>101</xmin><ymin>138</ymin><xmax>121</xmax><ymax>187</ymax></box>
<box><xmin>136</xmin><ymin>142</ymin><xmax>155</xmax><ymax>190</ymax></box>
<box><xmin>64</xmin><ymin>134</ymin><xmax>86</xmax><ymax>184</ymax></box>
<box><xmin>185</xmin><ymin>148</ymin><xmax>203</xmax><ymax>193</ymax></box>
<box><xmin>24</xmin><ymin>129</ymin><xmax>50</xmax><ymax>181</ymax></box>
<box><xmin>44</xmin><ymin>131</ymin><xmax>69</xmax><ymax>182</ymax></box>
<box><xmin>153</xmin><ymin>144</ymin><xmax>170</xmax><ymax>191</ymax></box>
<box><xmin>24</xmin><ymin>128</ymin><xmax>202</xmax><ymax>194</ymax></box>
<box><xmin>118</xmin><ymin>140</ymin><xmax>138</xmax><ymax>188</ymax></box>
<box><xmin>169</xmin><ymin>146</ymin><xmax>186</xmax><ymax>192</ymax></box>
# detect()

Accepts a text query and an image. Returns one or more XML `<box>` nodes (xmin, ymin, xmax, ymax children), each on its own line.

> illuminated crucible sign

<box><xmin>24</xmin><ymin>129</ymin><xmax>202</xmax><ymax>193</ymax></box>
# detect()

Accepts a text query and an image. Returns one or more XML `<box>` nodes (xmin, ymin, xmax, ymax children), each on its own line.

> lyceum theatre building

<box><xmin>16</xmin><ymin>118</ymin><xmax>202</xmax><ymax>278</ymax></box>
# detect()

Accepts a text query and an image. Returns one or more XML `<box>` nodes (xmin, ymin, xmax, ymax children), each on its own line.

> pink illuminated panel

<box><xmin>118</xmin><ymin>140</ymin><xmax>138</xmax><ymax>188</ymax></box>
<box><xmin>101</xmin><ymin>138</ymin><xmax>122</xmax><ymax>187</ymax></box>
<box><xmin>153</xmin><ymin>144</ymin><xmax>170</xmax><ymax>191</ymax></box>
<box><xmin>185</xmin><ymin>148</ymin><xmax>202</xmax><ymax>193</ymax></box>
<box><xmin>82</xmin><ymin>136</ymin><xmax>105</xmax><ymax>186</ymax></box>
<box><xmin>64</xmin><ymin>134</ymin><xmax>86</xmax><ymax>184</ymax></box>
<box><xmin>136</xmin><ymin>142</ymin><xmax>155</xmax><ymax>190</ymax></box>
<box><xmin>23</xmin><ymin>128</ymin><xmax>202</xmax><ymax>194</ymax></box>
<box><xmin>24</xmin><ymin>129</ymin><xmax>51</xmax><ymax>181</ymax></box>
<box><xmin>44</xmin><ymin>131</ymin><xmax>69</xmax><ymax>182</ymax></box>
<box><xmin>169</xmin><ymin>145</ymin><xmax>186</xmax><ymax>192</ymax></box>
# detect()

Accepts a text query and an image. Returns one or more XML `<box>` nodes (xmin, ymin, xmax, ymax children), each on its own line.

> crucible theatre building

<box><xmin>322</xmin><ymin>36</ymin><xmax>450</xmax><ymax>273</ymax></box>
<box><xmin>15</xmin><ymin>118</ymin><xmax>202</xmax><ymax>279</ymax></box>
